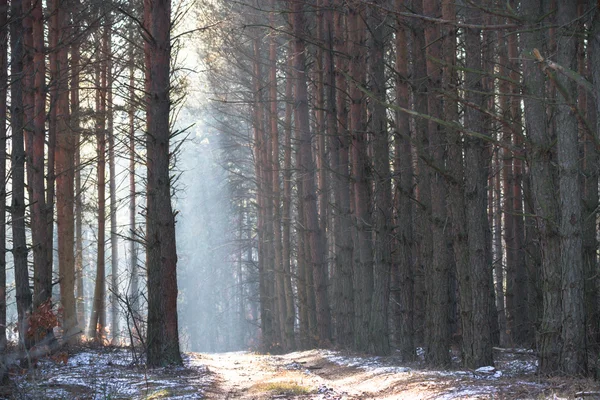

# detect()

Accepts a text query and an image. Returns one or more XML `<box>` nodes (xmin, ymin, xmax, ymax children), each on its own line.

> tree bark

<box><xmin>556</xmin><ymin>0</ymin><xmax>586</xmax><ymax>376</ymax></box>
<box><xmin>422</xmin><ymin>0</ymin><xmax>450</xmax><ymax>367</ymax></box>
<box><xmin>11</xmin><ymin>0</ymin><xmax>33</xmax><ymax>348</ymax></box>
<box><xmin>144</xmin><ymin>0</ymin><xmax>182</xmax><ymax>366</ymax></box>
<box><xmin>521</xmin><ymin>0</ymin><xmax>562</xmax><ymax>374</ymax></box>
<box><xmin>291</xmin><ymin>0</ymin><xmax>331</xmax><ymax>346</ymax></box>
<box><xmin>54</xmin><ymin>0</ymin><xmax>78</xmax><ymax>342</ymax></box>
<box><xmin>368</xmin><ymin>0</ymin><xmax>392</xmax><ymax>356</ymax></box>
<box><xmin>393</xmin><ymin>0</ymin><xmax>414</xmax><ymax>361</ymax></box>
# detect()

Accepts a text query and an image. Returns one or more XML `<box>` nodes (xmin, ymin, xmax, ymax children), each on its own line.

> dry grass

<box><xmin>251</xmin><ymin>381</ymin><xmax>312</xmax><ymax>395</ymax></box>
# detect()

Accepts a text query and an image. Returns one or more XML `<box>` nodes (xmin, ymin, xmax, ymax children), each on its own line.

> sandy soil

<box><xmin>200</xmin><ymin>349</ymin><xmax>598</xmax><ymax>399</ymax></box>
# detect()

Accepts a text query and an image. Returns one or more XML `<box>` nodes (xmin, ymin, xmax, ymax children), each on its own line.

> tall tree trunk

<box><xmin>71</xmin><ymin>0</ymin><xmax>85</xmax><ymax>334</ymax></box>
<box><xmin>393</xmin><ymin>0</ymin><xmax>414</xmax><ymax>361</ymax></box>
<box><xmin>107</xmin><ymin>18</ymin><xmax>120</xmax><ymax>344</ymax></box>
<box><xmin>368</xmin><ymin>0</ymin><xmax>392</xmax><ymax>356</ymax></box>
<box><xmin>268</xmin><ymin>2</ymin><xmax>289</xmax><ymax>350</ymax></box>
<box><xmin>423</xmin><ymin>0</ymin><xmax>450</xmax><ymax>367</ymax></box>
<box><xmin>11</xmin><ymin>0</ymin><xmax>32</xmax><ymax>348</ymax></box>
<box><xmin>31</xmin><ymin>0</ymin><xmax>50</xmax><ymax>312</ymax></box>
<box><xmin>282</xmin><ymin>49</ymin><xmax>296</xmax><ymax>349</ymax></box>
<box><xmin>54</xmin><ymin>0</ymin><xmax>78</xmax><ymax>342</ymax></box>
<box><xmin>291</xmin><ymin>0</ymin><xmax>331</xmax><ymax>346</ymax></box>
<box><xmin>348</xmin><ymin>0</ymin><xmax>372</xmax><ymax>352</ymax></box>
<box><xmin>128</xmin><ymin>33</ymin><xmax>140</xmax><ymax>323</ymax></box>
<box><xmin>144</xmin><ymin>0</ymin><xmax>182</xmax><ymax>366</ymax></box>
<box><xmin>330</xmin><ymin>0</ymin><xmax>354</xmax><ymax>348</ymax></box>
<box><xmin>463</xmin><ymin>5</ymin><xmax>493</xmax><ymax>367</ymax></box>
<box><xmin>252</xmin><ymin>38</ymin><xmax>274</xmax><ymax>351</ymax></box>
<box><xmin>0</xmin><ymin>0</ymin><xmax>6</xmax><ymax>351</ymax></box>
<box><xmin>589</xmin><ymin>0</ymin><xmax>600</xmax><ymax>349</ymax></box>
<box><xmin>89</xmin><ymin>43</ymin><xmax>107</xmax><ymax>341</ymax></box>
<box><xmin>521</xmin><ymin>0</ymin><xmax>561</xmax><ymax>373</ymax></box>
<box><xmin>581</xmin><ymin>0</ymin><xmax>598</xmax><ymax>350</ymax></box>
<box><xmin>555</xmin><ymin>0</ymin><xmax>586</xmax><ymax>375</ymax></box>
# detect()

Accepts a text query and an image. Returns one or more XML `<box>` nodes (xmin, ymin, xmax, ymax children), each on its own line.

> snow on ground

<box><xmin>9</xmin><ymin>348</ymin><xmax>210</xmax><ymax>399</ymax></box>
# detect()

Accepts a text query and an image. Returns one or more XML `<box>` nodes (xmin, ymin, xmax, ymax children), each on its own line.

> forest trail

<box><xmin>201</xmin><ymin>350</ymin><xmax>398</xmax><ymax>399</ymax></box>
<box><xmin>199</xmin><ymin>349</ymin><xmax>546</xmax><ymax>399</ymax></box>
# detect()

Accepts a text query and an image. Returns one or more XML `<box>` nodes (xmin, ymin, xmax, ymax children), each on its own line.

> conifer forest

<box><xmin>1</xmin><ymin>0</ymin><xmax>600</xmax><ymax>395</ymax></box>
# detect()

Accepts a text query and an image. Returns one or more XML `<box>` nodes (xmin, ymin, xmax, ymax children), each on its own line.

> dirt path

<box><xmin>200</xmin><ymin>349</ymin><xmax>595</xmax><ymax>399</ymax></box>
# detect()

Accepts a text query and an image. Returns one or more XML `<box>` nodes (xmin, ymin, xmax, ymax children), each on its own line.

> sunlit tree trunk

<box><xmin>127</xmin><ymin>31</ymin><xmax>140</xmax><ymax>323</ymax></box>
<box><xmin>54</xmin><ymin>0</ymin><xmax>78</xmax><ymax>342</ymax></box>
<box><xmin>268</xmin><ymin>2</ymin><xmax>289</xmax><ymax>350</ymax></box>
<box><xmin>89</xmin><ymin>38</ymin><xmax>107</xmax><ymax>341</ymax></box>
<box><xmin>144</xmin><ymin>0</ymin><xmax>182</xmax><ymax>366</ymax></box>
<box><xmin>252</xmin><ymin>38</ymin><xmax>274</xmax><ymax>351</ymax></box>
<box><xmin>71</xmin><ymin>0</ymin><xmax>85</xmax><ymax>334</ymax></box>
<box><xmin>11</xmin><ymin>0</ymin><xmax>32</xmax><ymax>349</ymax></box>
<box><xmin>107</xmin><ymin>15</ymin><xmax>120</xmax><ymax>344</ymax></box>
<box><xmin>282</xmin><ymin>45</ymin><xmax>296</xmax><ymax>350</ymax></box>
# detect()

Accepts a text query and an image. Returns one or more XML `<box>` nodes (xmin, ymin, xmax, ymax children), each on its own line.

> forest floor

<box><xmin>1</xmin><ymin>345</ymin><xmax>599</xmax><ymax>399</ymax></box>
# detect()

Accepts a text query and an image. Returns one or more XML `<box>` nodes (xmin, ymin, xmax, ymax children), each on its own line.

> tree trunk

<box><xmin>107</xmin><ymin>17</ymin><xmax>119</xmax><ymax>344</ymax></box>
<box><xmin>71</xmin><ymin>0</ymin><xmax>85</xmax><ymax>334</ymax></box>
<box><xmin>368</xmin><ymin>0</ymin><xmax>392</xmax><ymax>356</ymax></box>
<box><xmin>423</xmin><ymin>0</ymin><xmax>450</xmax><ymax>367</ymax></box>
<box><xmin>0</xmin><ymin>0</ymin><xmax>6</xmax><ymax>351</ymax></box>
<box><xmin>330</xmin><ymin>0</ymin><xmax>354</xmax><ymax>348</ymax></box>
<box><xmin>463</xmin><ymin>6</ymin><xmax>493</xmax><ymax>367</ymax></box>
<box><xmin>31</xmin><ymin>0</ymin><xmax>50</xmax><ymax>313</ymax></box>
<box><xmin>521</xmin><ymin>0</ymin><xmax>562</xmax><ymax>374</ymax></box>
<box><xmin>89</xmin><ymin>45</ymin><xmax>107</xmax><ymax>341</ymax></box>
<box><xmin>393</xmin><ymin>0</ymin><xmax>414</xmax><ymax>361</ymax></box>
<box><xmin>282</xmin><ymin>48</ymin><xmax>296</xmax><ymax>349</ymax></box>
<box><xmin>144</xmin><ymin>0</ymin><xmax>182</xmax><ymax>366</ymax></box>
<box><xmin>11</xmin><ymin>0</ymin><xmax>33</xmax><ymax>348</ymax></box>
<box><xmin>555</xmin><ymin>0</ymin><xmax>586</xmax><ymax>375</ymax></box>
<box><xmin>54</xmin><ymin>0</ymin><xmax>78</xmax><ymax>342</ymax></box>
<box><xmin>291</xmin><ymin>0</ymin><xmax>331</xmax><ymax>346</ymax></box>
<box><xmin>348</xmin><ymin>0</ymin><xmax>372</xmax><ymax>352</ymax></box>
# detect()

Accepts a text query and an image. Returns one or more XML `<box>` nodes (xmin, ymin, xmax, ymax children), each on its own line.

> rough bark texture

<box><xmin>144</xmin><ymin>0</ymin><xmax>182</xmax><ymax>366</ymax></box>
<box><xmin>11</xmin><ymin>0</ymin><xmax>33</xmax><ymax>348</ymax></box>
<box><xmin>556</xmin><ymin>0</ymin><xmax>587</xmax><ymax>376</ymax></box>
<box><xmin>521</xmin><ymin>0</ymin><xmax>562</xmax><ymax>374</ymax></box>
<box><xmin>423</xmin><ymin>0</ymin><xmax>450</xmax><ymax>367</ymax></box>
<box><xmin>463</xmin><ymin>6</ymin><xmax>493</xmax><ymax>367</ymax></box>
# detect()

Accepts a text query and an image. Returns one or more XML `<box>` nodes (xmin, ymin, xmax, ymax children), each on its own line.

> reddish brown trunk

<box><xmin>291</xmin><ymin>0</ymin><xmax>331</xmax><ymax>345</ymax></box>
<box><xmin>144</xmin><ymin>0</ymin><xmax>182</xmax><ymax>366</ymax></box>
